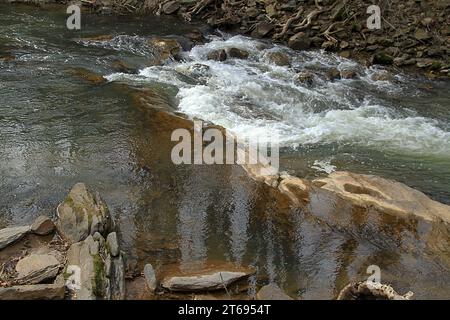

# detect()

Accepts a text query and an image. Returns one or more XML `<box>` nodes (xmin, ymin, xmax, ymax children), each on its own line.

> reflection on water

<box><xmin>0</xmin><ymin>4</ymin><xmax>449</xmax><ymax>299</ymax></box>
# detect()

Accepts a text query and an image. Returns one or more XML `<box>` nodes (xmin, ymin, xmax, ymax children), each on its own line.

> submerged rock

<box><xmin>15</xmin><ymin>253</ymin><xmax>60</xmax><ymax>284</ymax></box>
<box><xmin>148</xmin><ymin>37</ymin><xmax>182</xmax><ymax>61</ymax></box>
<box><xmin>313</xmin><ymin>171</ymin><xmax>450</xmax><ymax>223</ymax></box>
<box><xmin>31</xmin><ymin>215</ymin><xmax>55</xmax><ymax>236</ymax></box>
<box><xmin>0</xmin><ymin>226</ymin><xmax>30</xmax><ymax>250</ymax></box>
<box><xmin>265</xmin><ymin>51</ymin><xmax>291</xmax><ymax>67</ymax></box>
<box><xmin>294</xmin><ymin>71</ymin><xmax>315</xmax><ymax>86</ymax></box>
<box><xmin>257</xmin><ymin>283</ymin><xmax>294</xmax><ymax>300</ymax></box>
<box><xmin>207</xmin><ymin>49</ymin><xmax>227</xmax><ymax>61</ymax></box>
<box><xmin>337</xmin><ymin>281</ymin><xmax>413</xmax><ymax>300</ymax></box>
<box><xmin>56</xmin><ymin>183</ymin><xmax>112</xmax><ymax>244</ymax></box>
<box><xmin>227</xmin><ymin>47</ymin><xmax>249</xmax><ymax>60</ymax></box>
<box><xmin>66</xmin><ymin>68</ymin><xmax>106</xmax><ymax>84</ymax></box>
<box><xmin>161</xmin><ymin>270</ymin><xmax>252</xmax><ymax>292</ymax></box>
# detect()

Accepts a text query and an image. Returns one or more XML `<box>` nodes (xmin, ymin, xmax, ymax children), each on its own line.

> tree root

<box><xmin>273</xmin><ymin>7</ymin><xmax>304</xmax><ymax>39</ymax></box>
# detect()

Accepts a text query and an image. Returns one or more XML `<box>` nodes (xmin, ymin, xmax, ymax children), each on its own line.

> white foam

<box><xmin>109</xmin><ymin>34</ymin><xmax>450</xmax><ymax>157</ymax></box>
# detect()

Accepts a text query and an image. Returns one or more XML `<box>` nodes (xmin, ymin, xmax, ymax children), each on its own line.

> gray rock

<box><xmin>265</xmin><ymin>51</ymin><xmax>291</xmax><ymax>67</ymax></box>
<box><xmin>31</xmin><ymin>216</ymin><xmax>55</xmax><ymax>235</ymax></box>
<box><xmin>56</xmin><ymin>183</ymin><xmax>111</xmax><ymax>244</ymax></box>
<box><xmin>0</xmin><ymin>283</ymin><xmax>65</xmax><ymax>300</ymax></box>
<box><xmin>253</xmin><ymin>21</ymin><xmax>274</xmax><ymax>37</ymax></box>
<box><xmin>161</xmin><ymin>271</ymin><xmax>251</xmax><ymax>292</ymax></box>
<box><xmin>326</xmin><ymin>68</ymin><xmax>341</xmax><ymax>81</ymax></box>
<box><xmin>288</xmin><ymin>32</ymin><xmax>311</xmax><ymax>51</ymax></box>
<box><xmin>143</xmin><ymin>263</ymin><xmax>157</xmax><ymax>293</ymax></box>
<box><xmin>294</xmin><ymin>71</ymin><xmax>314</xmax><ymax>86</ymax></box>
<box><xmin>227</xmin><ymin>47</ymin><xmax>249</xmax><ymax>60</ymax></box>
<box><xmin>65</xmin><ymin>236</ymin><xmax>99</xmax><ymax>300</ymax></box>
<box><xmin>16</xmin><ymin>254</ymin><xmax>60</xmax><ymax>284</ymax></box>
<box><xmin>0</xmin><ymin>226</ymin><xmax>30</xmax><ymax>250</ymax></box>
<box><xmin>256</xmin><ymin>283</ymin><xmax>294</xmax><ymax>300</ymax></box>
<box><xmin>109</xmin><ymin>254</ymin><xmax>125</xmax><ymax>300</ymax></box>
<box><xmin>207</xmin><ymin>49</ymin><xmax>227</xmax><ymax>61</ymax></box>
<box><xmin>340</xmin><ymin>69</ymin><xmax>357</xmax><ymax>79</ymax></box>
<box><xmin>162</xmin><ymin>1</ymin><xmax>180</xmax><ymax>15</ymax></box>
<box><xmin>106</xmin><ymin>232</ymin><xmax>119</xmax><ymax>257</ymax></box>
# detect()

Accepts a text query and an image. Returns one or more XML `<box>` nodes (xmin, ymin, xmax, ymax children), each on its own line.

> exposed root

<box><xmin>273</xmin><ymin>7</ymin><xmax>304</xmax><ymax>39</ymax></box>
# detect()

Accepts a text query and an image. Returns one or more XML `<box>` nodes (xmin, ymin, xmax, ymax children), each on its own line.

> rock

<box><xmin>340</xmin><ymin>69</ymin><xmax>357</xmax><ymax>79</ymax></box>
<box><xmin>313</xmin><ymin>171</ymin><xmax>450</xmax><ymax>223</ymax></box>
<box><xmin>184</xmin><ymin>29</ymin><xmax>204</xmax><ymax>43</ymax></box>
<box><xmin>207</xmin><ymin>49</ymin><xmax>227</xmax><ymax>61</ymax></box>
<box><xmin>66</xmin><ymin>232</ymin><xmax>124</xmax><ymax>300</ymax></box>
<box><xmin>414</xmin><ymin>29</ymin><xmax>431</xmax><ymax>41</ymax></box>
<box><xmin>143</xmin><ymin>263</ymin><xmax>157</xmax><ymax>293</ymax></box>
<box><xmin>0</xmin><ymin>54</ymin><xmax>15</xmax><ymax>62</ymax></box>
<box><xmin>66</xmin><ymin>68</ymin><xmax>106</xmax><ymax>84</ymax></box>
<box><xmin>371</xmin><ymin>71</ymin><xmax>393</xmax><ymax>82</ymax></box>
<box><xmin>148</xmin><ymin>37</ymin><xmax>182</xmax><ymax>61</ymax></box>
<box><xmin>339</xmin><ymin>50</ymin><xmax>351</xmax><ymax>59</ymax></box>
<box><xmin>339</xmin><ymin>41</ymin><xmax>349</xmax><ymax>49</ymax></box>
<box><xmin>0</xmin><ymin>226</ymin><xmax>30</xmax><ymax>250</ymax></box>
<box><xmin>227</xmin><ymin>47</ymin><xmax>249</xmax><ymax>60</ymax></box>
<box><xmin>293</xmin><ymin>71</ymin><xmax>315</xmax><ymax>86</ymax></box>
<box><xmin>0</xmin><ymin>283</ymin><xmax>65</xmax><ymax>300</ymax></box>
<box><xmin>421</xmin><ymin>17</ymin><xmax>434</xmax><ymax>27</ymax></box>
<box><xmin>31</xmin><ymin>215</ymin><xmax>55</xmax><ymax>235</ymax></box>
<box><xmin>372</xmin><ymin>52</ymin><xmax>394</xmax><ymax>65</ymax></box>
<box><xmin>326</xmin><ymin>68</ymin><xmax>341</xmax><ymax>81</ymax></box>
<box><xmin>265</xmin><ymin>51</ymin><xmax>291</xmax><ymax>67</ymax></box>
<box><xmin>109</xmin><ymin>254</ymin><xmax>125</xmax><ymax>300</ymax></box>
<box><xmin>337</xmin><ymin>281</ymin><xmax>413</xmax><ymax>300</ymax></box>
<box><xmin>111</xmin><ymin>60</ymin><xmax>136</xmax><ymax>74</ymax></box>
<box><xmin>162</xmin><ymin>1</ymin><xmax>180</xmax><ymax>15</ymax></box>
<box><xmin>253</xmin><ymin>22</ymin><xmax>274</xmax><ymax>38</ymax></box>
<box><xmin>161</xmin><ymin>270</ymin><xmax>252</xmax><ymax>292</ymax></box>
<box><xmin>278</xmin><ymin>175</ymin><xmax>310</xmax><ymax>206</ymax></box>
<box><xmin>15</xmin><ymin>254</ymin><xmax>60</xmax><ymax>284</ymax></box>
<box><xmin>106</xmin><ymin>232</ymin><xmax>119</xmax><ymax>257</ymax></box>
<box><xmin>65</xmin><ymin>236</ymin><xmax>98</xmax><ymax>300</ymax></box>
<box><xmin>256</xmin><ymin>283</ymin><xmax>294</xmax><ymax>300</ymax></box>
<box><xmin>288</xmin><ymin>32</ymin><xmax>311</xmax><ymax>51</ymax></box>
<box><xmin>56</xmin><ymin>183</ymin><xmax>112</xmax><ymax>244</ymax></box>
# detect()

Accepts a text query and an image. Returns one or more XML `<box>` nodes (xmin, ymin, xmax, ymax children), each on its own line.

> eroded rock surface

<box><xmin>314</xmin><ymin>171</ymin><xmax>450</xmax><ymax>223</ymax></box>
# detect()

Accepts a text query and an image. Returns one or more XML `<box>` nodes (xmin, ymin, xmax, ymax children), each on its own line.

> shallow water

<box><xmin>1</xmin><ymin>5</ymin><xmax>449</xmax><ymax>299</ymax></box>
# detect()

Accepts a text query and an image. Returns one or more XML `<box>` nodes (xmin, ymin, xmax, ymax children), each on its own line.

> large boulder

<box><xmin>0</xmin><ymin>226</ymin><xmax>30</xmax><ymax>250</ymax></box>
<box><xmin>314</xmin><ymin>171</ymin><xmax>450</xmax><ymax>223</ymax></box>
<box><xmin>56</xmin><ymin>183</ymin><xmax>112</xmax><ymax>244</ymax></box>
<box><xmin>161</xmin><ymin>270</ymin><xmax>252</xmax><ymax>292</ymax></box>
<box><xmin>15</xmin><ymin>254</ymin><xmax>60</xmax><ymax>285</ymax></box>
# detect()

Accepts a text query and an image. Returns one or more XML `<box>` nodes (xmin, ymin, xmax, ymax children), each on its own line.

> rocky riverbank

<box><xmin>3</xmin><ymin>0</ymin><xmax>449</xmax><ymax>78</ymax></box>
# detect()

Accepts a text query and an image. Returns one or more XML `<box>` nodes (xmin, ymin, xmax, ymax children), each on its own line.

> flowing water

<box><xmin>1</xmin><ymin>4</ymin><xmax>449</xmax><ymax>299</ymax></box>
